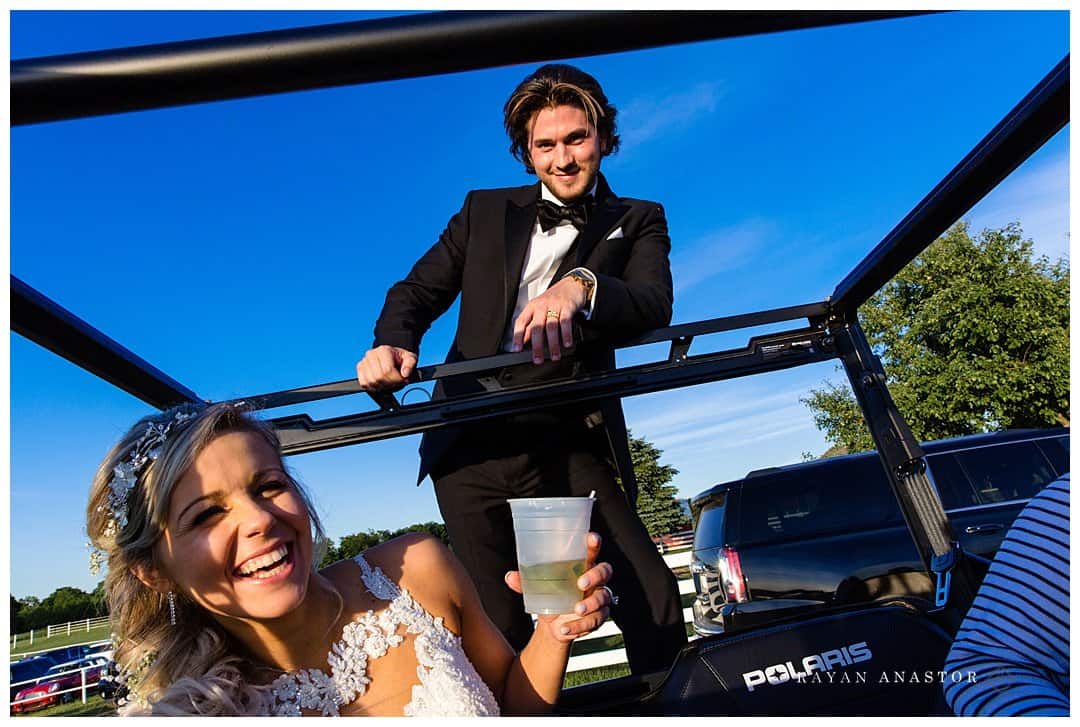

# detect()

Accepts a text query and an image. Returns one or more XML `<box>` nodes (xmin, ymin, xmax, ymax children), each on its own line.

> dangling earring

<box><xmin>167</xmin><ymin>591</ymin><xmax>177</xmax><ymax>626</ymax></box>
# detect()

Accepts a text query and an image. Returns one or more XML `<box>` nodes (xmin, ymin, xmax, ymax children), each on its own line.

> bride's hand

<box><xmin>504</xmin><ymin>532</ymin><xmax>614</xmax><ymax>643</ymax></box>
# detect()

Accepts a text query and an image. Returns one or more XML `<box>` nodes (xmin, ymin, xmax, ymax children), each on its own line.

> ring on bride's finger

<box><xmin>546</xmin><ymin>309</ymin><xmax>560</xmax><ymax>320</ymax></box>
<box><xmin>600</xmin><ymin>585</ymin><xmax>619</xmax><ymax>607</ymax></box>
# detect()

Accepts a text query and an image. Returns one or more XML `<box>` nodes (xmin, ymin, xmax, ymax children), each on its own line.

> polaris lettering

<box><xmin>742</xmin><ymin>641</ymin><xmax>872</xmax><ymax>692</ymax></box>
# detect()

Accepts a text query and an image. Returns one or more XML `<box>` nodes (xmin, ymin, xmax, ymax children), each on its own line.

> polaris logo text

<box><xmin>742</xmin><ymin>642</ymin><xmax>872</xmax><ymax>692</ymax></box>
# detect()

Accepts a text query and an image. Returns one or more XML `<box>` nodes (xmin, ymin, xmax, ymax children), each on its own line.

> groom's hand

<box><xmin>511</xmin><ymin>277</ymin><xmax>587</xmax><ymax>365</ymax></box>
<box><xmin>356</xmin><ymin>345</ymin><xmax>418</xmax><ymax>391</ymax></box>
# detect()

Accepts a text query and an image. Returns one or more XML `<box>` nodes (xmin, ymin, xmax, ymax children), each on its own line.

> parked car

<box><xmin>10</xmin><ymin>656</ymin><xmax>108</xmax><ymax>714</ymax></box>
<box><xmin>9</xmin><ymin>656</ymin><xmax>57</xmax><ymax>705</ymax></box>
<box><xmin>40</xmin><ymin>643</ymin><xmax>103</xmax><ymax>665</ymax></box>
<box><xmin>689</xmin><ymin>428</ymin><xmax>1069</xmax><ymax>635</ymax></box>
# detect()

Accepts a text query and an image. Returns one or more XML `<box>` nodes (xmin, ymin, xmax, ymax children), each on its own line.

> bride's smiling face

<box><xmin>150</xmin><ymin>431</ymin><xmax>315</xmax><ymax>623</ymax></box>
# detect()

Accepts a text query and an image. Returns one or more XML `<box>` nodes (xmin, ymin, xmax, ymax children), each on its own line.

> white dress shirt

<box><xmin>500</xmin><ymin>181</ymin><xmax>599</xmax><ymax>351</ymax></box>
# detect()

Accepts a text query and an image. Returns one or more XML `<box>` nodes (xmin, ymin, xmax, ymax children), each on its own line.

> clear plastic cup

<box><xmin>508</xmin><ymin>496</ymin><xmax>594</xmax><ymax>615</ymax></box>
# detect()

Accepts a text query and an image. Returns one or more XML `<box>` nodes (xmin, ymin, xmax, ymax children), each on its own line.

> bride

<box><xmin>86</xmin><ymin>402</ymin><xmax>613</xmax><ymax>716</ymax></box>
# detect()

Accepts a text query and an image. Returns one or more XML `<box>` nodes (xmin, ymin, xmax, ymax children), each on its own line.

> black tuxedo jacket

<box><xmin>373</xmin><ymin>174</ymin><xmax>673</xmax><ymax>502</ymax></box>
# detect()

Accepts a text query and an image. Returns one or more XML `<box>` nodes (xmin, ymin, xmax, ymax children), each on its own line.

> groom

<box><xmin>356</xmin><ymin>64</ymin><xmax>686</xmax><ymax>675</ymax></box>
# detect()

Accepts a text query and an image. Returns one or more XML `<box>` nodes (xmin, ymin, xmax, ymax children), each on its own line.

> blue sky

<box><xmin>9</xmin><ymin>10</ymin><xmax>1069</xmax><ymax>598</ymax></box>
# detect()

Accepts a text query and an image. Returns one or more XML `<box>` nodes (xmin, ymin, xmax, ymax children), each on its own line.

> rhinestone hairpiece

<box><xmin>89</xmin><ymin>409</ymin><xmax>196</xmax><ymax>574</ymax></box>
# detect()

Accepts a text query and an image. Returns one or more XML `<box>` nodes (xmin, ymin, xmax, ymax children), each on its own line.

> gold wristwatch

<box><xmin>564</xmin><ymin>268</ymin><xmax>596</xmax><ymax>300</ymax></box>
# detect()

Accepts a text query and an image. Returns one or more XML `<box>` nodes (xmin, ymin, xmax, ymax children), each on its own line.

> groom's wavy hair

<box><xmin>86</xmin><ymin>403</ymin><xmax>336</xmax><ymax>715</ymax></box>
<box><xmin>504</xmin><ymin>63</ymin><xmax>620</xmax><ymax>174</ymax></box>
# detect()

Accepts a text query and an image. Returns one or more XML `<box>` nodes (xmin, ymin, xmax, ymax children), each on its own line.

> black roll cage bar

<box><xmin>12</xmin><ymin>11</ymin><xmax>927</xmax><ymax>126</ymax></box>
<box><xmin>10</xmin><ymin>11</ymin><xmax>1069</xmax><ymax>619</ymax></box>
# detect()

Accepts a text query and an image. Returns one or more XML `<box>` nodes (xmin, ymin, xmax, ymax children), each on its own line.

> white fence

<box><xmin>9</xmin><ymin>658</ymin><xmax>109</xmax><ymax>712</ymax></box>
<box><xmin>566</xmin><ymin>547</ymin><xmax>695</xmax><ymax>674</ymax></box>
<box><xmin>10</xmin><ymin>616</ymin><xmax>110</xmax><ymax>650</ymax></box>
<box><xmin>654</xmin><ymin>529</ymin><xmax>694</xmax><ymax>553</ymax></box>
<box><xmin>46</xmin><ymin>615</ymin><xmax>110</xmax><ymax>639</ymax></box>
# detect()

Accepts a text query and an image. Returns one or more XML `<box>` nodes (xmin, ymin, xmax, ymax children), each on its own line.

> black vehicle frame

<box><xmin>10</xmin><ymin>10</ymin><xmax>1069</xmax><ymax>716</ymax></box>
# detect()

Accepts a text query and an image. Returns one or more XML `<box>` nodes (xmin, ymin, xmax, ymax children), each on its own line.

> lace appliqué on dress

<box><xmin>355</xmin><ymin>554</ymin><xmax>500</xmax><ymax>717</ymax></box>
<box><xmin>402</xmin><ymin>608</ymin><xmax>501</xmax><ymax>717</ymax></box>
<box><xmin>265</xmin><ymin>553</ymin><xmax>499</xmax><ymax>717</ymax></box>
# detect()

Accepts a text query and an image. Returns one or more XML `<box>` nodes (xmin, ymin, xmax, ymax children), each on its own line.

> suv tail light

<box><xmin>718</xmin><ymin>546</ymin><xmax>750</xmax><ymax>603</ymax></box>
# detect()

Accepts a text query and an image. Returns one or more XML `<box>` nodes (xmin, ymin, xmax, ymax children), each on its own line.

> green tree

<box><xmin>624</xmin><ymin>430</ymin><xmax>686</xmax><ymax>536</ymax></box>
<box><xmin>393</xmin><ymin>521</ymin><xmax>450</xmax><ymax>544</ymax></box>
<box><xmin>803</xmin><ymin>222</ymin><xmax>1069</xmax><ymax>452</ymax></box>
<box><xmin>320</xmin><ymin>522</ymin><xmax>452</xmax><ymax>567</ymax></box>
<box><xmin>11</xmin><ymin>594</ymin><xmax>22</xmax><ymax>632</ymax></box>
<box><xmin>14</xmin><ymin>587</ymin><xmax>102</xmax><ymax>630</ymax></box>
<box><xmin>334</xmin><ymin>530</ymin><xmax>391</xmax><ymax>563</ymax></box>
<box><xmin>319</xmin><ymin>539</ymin><xmax>340</xmax><ymax>568</ymax></box>
<box><xmin>42</xmin><ymin>586</ymin><xmax>100</xmax><ymax>625</ymax></box>
<box><xmin>16</xmin><ymin>595</ymin><xmax>41</xmax><ymax>631</ymax></box>
<box><xmin>90</xmin><ymin>581</ymin><xmax>108</xmax><ymax>614</ymax></box>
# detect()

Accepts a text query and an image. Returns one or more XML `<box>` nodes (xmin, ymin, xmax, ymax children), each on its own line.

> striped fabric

<box><xmin>943</xmin><ymin>473</ymin><xmax>1070</xmax><ymax>716</ymax></box>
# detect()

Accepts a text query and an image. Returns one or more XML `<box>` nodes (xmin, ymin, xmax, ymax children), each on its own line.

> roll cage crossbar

<box><xmin>12</xmin><ymin>10</ymin><xmax>928</xmax><ymax>126</ymax></box>
<box><xmin>10</xmin><ymin>11</ymin><xmax>1069</xmax><ymax>618</ymax></box>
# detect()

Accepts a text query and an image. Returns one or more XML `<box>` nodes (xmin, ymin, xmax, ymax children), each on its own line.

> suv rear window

<box><xmin>737</xmin><ymin>456</ymin><xmax>900</xmax><ymax>544</ymax></box>
<box><xmin>693</xmin><ymin>492</ymin><xmax>728</xmax><ymax>549</ymax></box>
<box><xmin>937</xmin><ymin>440</ymin><xmax>1058</xmax><ymax>505</ymax></box>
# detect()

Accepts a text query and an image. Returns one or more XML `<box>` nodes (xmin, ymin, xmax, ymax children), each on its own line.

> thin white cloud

<box><xmin>652</xmin><ymin>402</ymin><xmax>811</xmax><ymax>450</ymax></box>
<box><xmin>668</xmin><ymin>219</ymin><xmax>882</xmax><ymax>312</ymax></box>
<box><xmin>671</xmin><ymin>217</ymin><xmax>778</xmax><ymax>294</ymax></box>
<box><xmin>623</xmin><ymin>368</ymin><xmax>836</xmax><ymax>495</ymax></box>
<box><xmin>634</xmin><ymin>385</ymin><xmax>809</xmax><ymax>439</ymax></box>
<box><xmin>626</xmin><ymin>380</ymin><xmax>821</xmax><ymax>459</ymax></box>
<box><xmin>667</xmin><ymin>416</ymin><xmax>823</xmax><ymax>498</ymax></box>
<box><xmin>966</xmin><ymin>145</ymin><xmax>1069</xmax><ymax>261</ymax></box>
<box><xmin>620</xmin><ymin>82</ymin><xmax>724</xmax><ymax>149</ymax></box>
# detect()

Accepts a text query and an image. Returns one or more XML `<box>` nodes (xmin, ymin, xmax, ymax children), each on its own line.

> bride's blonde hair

<box><xmin>86</xmin><ymin>402</ymin><xmax>331</xmax><ymax>715</ymax></box>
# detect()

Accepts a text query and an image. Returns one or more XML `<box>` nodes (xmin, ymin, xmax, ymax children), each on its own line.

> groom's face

<box><xmin>527</xmin><ymin>104</ymin><xmax>603</xmax><ymax>204</ymax></box>
<box><xmin>152</xmin><ymin>431</ymin><xmax>316</xmax><ymax>624</ymax></box>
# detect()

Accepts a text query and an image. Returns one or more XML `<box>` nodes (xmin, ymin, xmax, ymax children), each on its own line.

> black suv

<box><xmin>689</xmin><ymin>428</ymin><xmax>1069</xmax><ymax>636</ymax></box>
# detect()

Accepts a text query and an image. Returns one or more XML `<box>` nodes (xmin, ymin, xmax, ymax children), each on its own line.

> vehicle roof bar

<box><xmin>829</xmin><ymin>54</ymin><xmax>1069</xmax><ymax>316</ymax></box>
<box><xmin>232</xmin><ymin>302</ymin><xmax>828</xmax><ymax>412</ymax></box>
<box><xmin>266</xmin><ymin>320</ymin><xmax>834</xmax><ymax>456</ymax></box>
<box><xmin>12</xmin><ymin>10</ymin><xmax>930</xmax><ymax>125</ymax></box>
<box><xmin>11</xmin><ymin>275</ymin><xmax>202</xmax><ymax>408</ymax></box>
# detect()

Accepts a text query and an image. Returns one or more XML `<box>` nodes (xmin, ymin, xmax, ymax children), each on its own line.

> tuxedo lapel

<box><xmin>501</xmin><ymin>187</ymin><xmax>537</xmax><ymax>342</ymax></box>
<box><xmin>552</xmin><ymin>174</ymin><xmax>629</xmax><ymax>281</ymax></box>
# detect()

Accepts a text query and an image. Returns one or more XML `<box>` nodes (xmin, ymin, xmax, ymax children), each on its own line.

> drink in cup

<box><xmin>508</xmin><ymin>496</ymin><xmax>594</xmax><ymax>614</ymax></box>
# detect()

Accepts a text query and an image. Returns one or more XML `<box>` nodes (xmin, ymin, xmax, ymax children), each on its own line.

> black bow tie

<box><xmin>536</xmin><ymin>198</ymin><xmax>591</xmax><ymax>233</ymax></box>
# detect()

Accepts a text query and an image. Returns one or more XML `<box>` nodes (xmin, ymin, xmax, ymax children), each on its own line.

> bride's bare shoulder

<box><xmin>318</xmin><ymin>532</ymin><xmax>466</xmax><ymax>609</ymax></box>
<box><xmin>369</xmin><ymin>533</ymin><xmax>456</xmax><ymax>584</ymax></box>
<box><xmin>317</xmin><ymin>533</ymin><xmax>460</xmax><ymax>616</ymax></box>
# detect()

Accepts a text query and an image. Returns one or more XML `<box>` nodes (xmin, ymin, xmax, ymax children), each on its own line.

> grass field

<box><xmin>10</xmin><ymin>626</ymin><xmax>111</xmax><ymax>659</ymax></box>
<box><xmin>564</xmin><ymin>664</ymin><xmax>631</xmax><ymax>688</ymax></box>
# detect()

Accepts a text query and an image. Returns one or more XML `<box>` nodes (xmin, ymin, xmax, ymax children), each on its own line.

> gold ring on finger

<box><xmin>546</xmin><ymin>310</ymin><xmax>560</xmax><ymax>320</ymax></box>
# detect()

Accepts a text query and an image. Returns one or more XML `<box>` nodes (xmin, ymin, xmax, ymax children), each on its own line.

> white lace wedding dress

<box><xmin>265</xmin><ymin>553</ymin><xmax>501</xmax><ymax>716</ymax></box>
